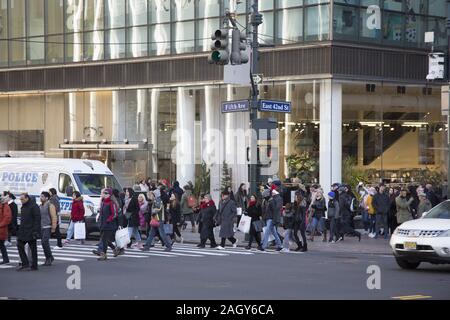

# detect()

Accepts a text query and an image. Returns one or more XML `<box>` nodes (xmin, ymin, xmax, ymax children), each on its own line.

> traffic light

<box><xmin>209</xmin><ymin>29</ymin><xmax>229</xmax><ymax>65</ymax></box>
<box><xmin>230</xmin><ymin>29</ymin><xmax>248</xmax><ymax>65</ymax></box>
<box><xmin>427</xmin><ymin>52</ymin><xmax>445</xmax><ymax>80</ymax></box>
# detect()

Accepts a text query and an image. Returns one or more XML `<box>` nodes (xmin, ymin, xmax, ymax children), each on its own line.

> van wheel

<box><xmin>395</xmin><ymin>257</ymin><xmax>420</xmax><ymax>270</ymax></box>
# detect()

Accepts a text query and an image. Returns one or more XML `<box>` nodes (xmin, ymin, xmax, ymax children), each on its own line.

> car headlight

<box><xmin>438</xmin><ymin>230</ymin><xmax>450</xmax><ymax>237</ymax></box>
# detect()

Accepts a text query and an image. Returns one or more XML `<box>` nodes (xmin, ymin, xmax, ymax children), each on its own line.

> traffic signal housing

<box><xmin>231</xmin><ymin>29</ymin><xmax>248</xmax><ymax>65</ymax></box>
<box><xmin>209</xmin><ymin>29</ymin><xmax>229</xmax><ymax>65</ymax></box>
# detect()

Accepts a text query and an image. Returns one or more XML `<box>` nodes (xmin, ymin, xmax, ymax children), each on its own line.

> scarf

<box><xmin>200</xmin><ymin>200</ymin><xmax>215</xmax><ymax>209</ymax></box>
<box><xmin>248</xmin><ymin>200</ymin><xmax>257</xmax><ymax>208</ymax></box>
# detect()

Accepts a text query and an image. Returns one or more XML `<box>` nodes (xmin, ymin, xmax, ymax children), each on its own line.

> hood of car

<box><xmin>399</xmin><ymin>219</ymin><xmax>450</xmax><ymax>231</ymax></box>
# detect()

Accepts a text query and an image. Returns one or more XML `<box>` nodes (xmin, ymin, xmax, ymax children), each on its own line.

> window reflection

<box><xmin>128</xmin><ymin>0</ymin><xmax>147</xmax><ymax>26</ymax></box>
<box><xmin>106</xmin><ymin>0</ymin><xmax>125</xmax><ymax>29</ymax></box>
<box><xmin>66</xmin><ymin>0</ymin><xmax>84</xmax><ymax>33</ymax></box>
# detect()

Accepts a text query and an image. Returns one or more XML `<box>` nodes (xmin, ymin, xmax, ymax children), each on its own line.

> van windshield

<box><xmin>73</xmin><ymin>174</ymin><xmax>122</xmax><ymax>196</ymax></box>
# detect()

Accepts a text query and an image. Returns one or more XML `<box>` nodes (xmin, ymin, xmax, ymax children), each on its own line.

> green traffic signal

<box><xmin>212</xmin><ymin>51</ymin><xmax>221</xmax><ymax>62</ymax></box>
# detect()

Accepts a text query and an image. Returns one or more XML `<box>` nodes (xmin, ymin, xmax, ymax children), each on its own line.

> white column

<box><xmin>284</xmin><ymin>81</ymin><xmax>292</xmax><ymax>178</ymax></box>
<box><xmin>204</xmin><ymin>86</ymin><xmax>222</xmax><ymax>203</ymax></box>
<box><xmin>68</xmin><ymin>93</ymin><xmax>77</xmax><ymax>141</ymax></box>
<box><xmin>320</xmin><ymin>80</ymin><xmax>342</xmax><ymax>195</ymax></box>
<box><xmin>176</xmin><ymin>87</ymin><xmax>196</xmax><ymax>188</ymax></box>
<box><xmin>150</xmin><ymin>89</ymin><xmax>160</xmax><ymax>176</ymax></box>
<box><xmin>89</xmin><ymin>92</ymin><xmax>97</xmax><ymax>141</ymax></box>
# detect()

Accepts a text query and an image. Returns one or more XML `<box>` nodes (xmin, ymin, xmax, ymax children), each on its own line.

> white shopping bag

<box><xmin>238</xmin><ymin>214</ymin><xmax>252</xmax><ymax>234</ymax></box>
<box><xmin>115</xmin><ymin>227</ymin><xmax>131</xmax><ymax>249</ymax></box>
<box><xmin>74</xmin><ymin>222</ymin><xmax>86</xmax><ymax>240</ymax></box>
<box><xmin>237</xmin><ymin>207</ymin><xmax>242</xmax><ymax>216</ymax></box>
<box><xmin>262</xmin><ymin>226</ymin><xmax>275</xmax><ymax>242</ymax></box>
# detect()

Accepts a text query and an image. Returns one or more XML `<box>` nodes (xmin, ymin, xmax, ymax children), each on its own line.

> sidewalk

<box><xmin>178</xmin><ymin>225</ymin><xmax>393</xmax><ymax>255</ymax></box>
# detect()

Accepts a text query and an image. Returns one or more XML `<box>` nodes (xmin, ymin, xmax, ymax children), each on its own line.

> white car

<box><xmin>390</xmin><ymin>200</ymin><xmax>450</xmax><ymax>269</ymax></box>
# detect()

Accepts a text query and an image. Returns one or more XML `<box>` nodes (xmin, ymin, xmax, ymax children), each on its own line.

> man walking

<box><xmin>39</xmin><ymin>192</ymin><xmax>57</xmax><ymax>266</ymax></box>
<box><xmin>261</xmin><ymin>189</ymin><xmax>283</xmax><ymax>251</ymax></box>
<box><xmin>16</xmin><ymin>194</ymin><xmax>41</xmax><ymax>271</ymax></box>
<box><xmin>49</xmin><ymin>188</ymin><xmax>63</xmax><ymax>250</ymax></box>
<box><xmin>372</xmin><ymin>184</ymin><xmax>391</xmax><ymax>239</ymax></box>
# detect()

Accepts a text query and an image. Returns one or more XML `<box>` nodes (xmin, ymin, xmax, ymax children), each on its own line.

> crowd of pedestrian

<box><xmin>0</xmin><ymin>175</ymin><xmax>445</xmax><ymax>270</ymax></box>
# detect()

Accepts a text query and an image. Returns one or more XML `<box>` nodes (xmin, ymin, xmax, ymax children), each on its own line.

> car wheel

<box><xmin>395</xmin><ymin>257</ymin><xmax>421</xmax><ymax>270</ymax></box>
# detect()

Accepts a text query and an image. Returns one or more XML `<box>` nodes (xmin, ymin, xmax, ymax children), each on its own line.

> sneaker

<box><xmin>233</xmin><ymin>239</ymin><xmax>239</xmax><ymax>248</ymax></box>
<box><xmin>257</xmin><ymin>246</ymin><xmax>264</xmax><ymax>251</ymax></box>
<box><xmin>164</xmin><ymin>247</ymin><xmax>172</xmax><ymax>252</ymax></box>
<box><xmin>118</xmin><ymin>248</ymin><xmax>125</xmax><ymax>256</ymax></box>
<box><xmin>210</xmin><ymin>244</ymin><xmax>218</xmax><ymax>249</ymax></box>
<box><xmin>92</xmin><ymin>250</ymin><xmax>101</xmax><ymax>256</ymax></box>
<box><xmin>336</xmin><ymin>237</ymin><xmax>343</xmax><ymax>243</ymax></box>
<box><xmin>53</xmin><ymin>246</ymin><xmax>63</xmax><ymax>250</ymax></box>
<box><xmin>97</xmin><ymin>253</ymin><xmax>107</xmax><ymax>261</ymax></box>
<box><xmin>4</xmin><ymin>241</ymin><xmax>12</xmax><ymax>247</ymax></box>
<box><xmin>276</xmin><ymin>247</ymin><xmax>283</xmax><ymax>252</ymax></box>
<box><xmin>281</xmin><ymin>248</ymin><xmax>290</xmax><ymax>253</ymax></box>
<box><xmin>245</xmin><ymin>246</ymin><xmax>251</xmax><ymax>250</ymax></box>
<box><xmin>197</xmin><ymin>244</ymin><xmax>205</xmax><ymax>249</ymax></box>
<box><xmin>0</xmin><ymin>261</ymin><xmax>10</xmax><ymax>265</ymax></box>
<box><xmin>216</xmin><ymin>246</ymin><xmax>225</xmax><ymax>250</ymax></box>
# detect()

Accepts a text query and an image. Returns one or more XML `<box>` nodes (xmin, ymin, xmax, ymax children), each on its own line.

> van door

<box><xmin>57</xmin><ymin>172</ymin><xmax>76</xmax><ymax>228</ymax></box>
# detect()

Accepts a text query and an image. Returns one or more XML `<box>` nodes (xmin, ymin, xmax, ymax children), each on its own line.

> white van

<box><xmin>0</xmin><ymin>158</ymin><xmax>123</xmax><ymax>235</ymax></box>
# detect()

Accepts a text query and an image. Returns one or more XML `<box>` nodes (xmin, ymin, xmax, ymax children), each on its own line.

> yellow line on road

<box><xmin>392</xmin><ymin>295</ymin><xmax>432</xmax><ymax>300</ymax></box>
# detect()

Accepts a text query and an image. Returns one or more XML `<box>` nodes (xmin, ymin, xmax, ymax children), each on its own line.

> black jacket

<box><xmin>311</xmin><ymin>198</ymin><xmax>326</xmax><ymax>218</ymax></box>
<box><xmin>126</xmin><ymin>195</ymin><xmax>140</xmax><ymax>228</ymax></box>
<box><xmin>283</xmin><ymin>210</ymin><xmax>295</xmax><ymax>229</ymax></box>
<box><xmin>293</xmin><ymin>201</ymin><xmax>307</xmax><ymax>227</ymax></box>
<box><xmin>8</xmin><ymin>201</ymin><xmax>19</xmax><ymax>232</ymax></box>
<box><xmin>246</xmin><ymin>203</ymin><xmax>262</xmax><ymax>222</ymax></box>
<box><xmin>168</xmin><ymin>203</ymin><xmax>181</xmax><ymax>224</ymax></box>
<box><xmin>17</xmin><ymin>199</ymin><xmax>41</xmax><ymax>241</ymax></box>
<box><xmin>269</xmin><ymin>194</ymin><xmax>283</xmax><ymax>224</ymax></box>
<box><xmin>373</xmin><ymin>192</ymin><xmax>391</xmax><ymax>215</ymax></box>
<box><xmin>339</xmin><ymin>192</ymin><xmax>353</xmax><ymax>219</ymax></box>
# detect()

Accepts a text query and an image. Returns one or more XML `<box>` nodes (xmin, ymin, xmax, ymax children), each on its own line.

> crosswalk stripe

<box><xmin>61</xmin><ymin>245</ymin><xmax>203</xmax><ymax>258</ymax></box>
<box><xmin>7</xmin><ymin>253</ymin><xmax>84</xmax><ymax>262</ymax></box>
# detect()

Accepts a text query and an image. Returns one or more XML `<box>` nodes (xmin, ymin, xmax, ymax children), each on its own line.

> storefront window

<box><xmin>66</xmin><ymin>0</ymin><xmax>84</xmax><ymax>33</ymax></box>
<box><xmin>333</xmin><ymin>5</ymin><xmax>357</xmax><ymax>40</ymax></box>
<box><xmin>27</xmin><ymin>0</ymin><xmax>44</xmax><ymax>37</ymax></box>
<box><xmin>174</xmin><ymin>21</ymin><xmax>195</xmax><ymax>54</ymax></box>
<box><xmin>150</xmin><ymin>0</ymin><xmax>171</xmax><ymax>24</ymax></box>
<box><xmin>105</xmin><ymin>0</ymin><xmax>125</xmax><ymax>29</ymax></box>
<box><xmin>47</xmin><ymin>0</ymin><xmax>64</xmax><ymax>35</ymax></box>
<box><xmin>85</xmin><ymin>0</ymin><xmax>104</xmax><ymax>31</ymax></box>
<box><xmin>65</xmin><ymin>32</ymin><xmax>84</xmax><ymax>62</ymax></box>
<box><xmin>127</xmin><ymin>26</ymin><xmax>148</xmax><ymax>57</ymax></box>
<box><xmin>173</xmin><ymin>0</ymin><xmax>195</xmax><ymax>21</ymax></box>
<box><xmin>305</xmin><ymin>5</ymin><xmax>329</xmax><ymax>41</ymax></box>
<box><xmin>382</xmin><ymin>12</ymin><xmax>403</xmax><ymax>43</ymax></box>
<box><xmin>127</xmin><ymin>0</ymin><xmax>147</xmax><ymax>26</ymax></box>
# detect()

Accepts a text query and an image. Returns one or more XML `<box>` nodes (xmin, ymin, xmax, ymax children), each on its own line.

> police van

<box><xmin>0</xmin><ymin>158</ymin><xmax>123</xmax><ymax>235</ymax></box>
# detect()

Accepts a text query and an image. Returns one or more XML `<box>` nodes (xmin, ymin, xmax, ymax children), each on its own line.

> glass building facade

<box><xmin>0</xmin><ymin>0</ymin><xmax>447</xmax><ymax>67</ymax></box>
<box><xmin>0</xmin><ymin>1</ymin><xmax>448</xmax><ymax>199</ymax></box>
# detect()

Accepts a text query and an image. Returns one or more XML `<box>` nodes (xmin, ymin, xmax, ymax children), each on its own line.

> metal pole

<box><xmin>249</xmin><ymin>0</ymin><xmax>261</xmax><ymax>195</ymax></box>
<box><xmin>447</xmin><ymin>0</ymin><xmax>450</xmax><ymax>198</ymax></box>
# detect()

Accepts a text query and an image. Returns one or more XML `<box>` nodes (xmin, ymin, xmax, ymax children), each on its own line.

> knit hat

<box><xmin>328</xmin><ymin>191</ymin><xmax>335</xmax><ymax>199</ymax></box>
<box><xmin>262</xmin><ymin>189</ymin><xmax>271</xmax><ymax>198</ymax></box>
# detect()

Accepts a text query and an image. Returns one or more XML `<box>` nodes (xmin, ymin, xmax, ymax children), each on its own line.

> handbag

<box><xmin>252</xmin><ymin>220</ymin><xmax>265</xmax><ymax>232</ymax></box>
<box><xmin>115</xmin><ymin>226</ymin><xmax>131</xmax><ymax>249</ymax></box>
<box><xmin>150</xmin><ymin>218</ymin><xmax>160</xmax><ymax>228</ymax></box>
<box><xmin>163</xmin><ymin>223</ymin><xmax>173</xmax><ymax>235</ymax></box>
<box><xmin>238</xmin><ymin>214</ymin><xmax>252</xmax><ymax>233</ymax></box>
<box><xmin>74</xmin><ymin>222</ymin><xmax>86</xmax><ymax>240</ymax></box>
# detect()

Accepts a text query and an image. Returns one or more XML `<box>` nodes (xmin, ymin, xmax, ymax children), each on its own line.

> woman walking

<box><xmin>235</xmin><ymin>183</ymin><xmax>248</xmax><ymax>228</ymax></box>
<box><xmin>198</xmin><ymin>195</ymin><xmax>218</xmax><ymax>248</ymax></box>
<box><xmin>245</xmin><ymin>194</ymin><xmax>262</xmax><ymax>250</ymax></box>
<box><xmin>293</xmin><ymin>191</ymin><xmax>308</xmax><ymax>252</ymax></box>
<box><xmin>97</xmin><ymin>189</ymin><xmax>119</xmax><ymax>261</ymax></box>
<box><xmin>64</xmin><ymin>191</ymin><xmax>85</xmax><ymax>245</ymax></box>
<box><xmin>124</xmin><ymin>188</ymin><xmax>141</xmax><ymax>248</ymax></box>
<box><xmin>168</xmin><ymin>194</ymin><xmax>183</xmax><ymax>243</ymax></box>
<box><xmin>0</xmin><ymin>196</ymin><xmax>12</xmax><ymax>265</ymax></box>
<box><xmin>138</xmin><ymin>194</ymin><xmax>149</xmax><ymax>237</ymax></box>
<box><xmin>216</xmin><ymin>190</ymin><xmax>238</xmax><ymax>250</ymax></box>
<box><xmin>309</xmin><ymin>190</ymin><xmax>327</xmax><ymax>242</ymax></box>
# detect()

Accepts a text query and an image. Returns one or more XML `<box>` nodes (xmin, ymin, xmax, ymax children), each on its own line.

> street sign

<box><xmin>259</xmin><ymin>100</ymin><xmax>292</xmax><ymax>113</ymax></box>
<box><xmin>252</xmin><ymin>73</ymin><xmax>263</xmax><ymax>84</ymax></box>
<box><xmin>221</xmin><ymin>100</ymin><xmax>250</xmax><ymax>113</ymax></box>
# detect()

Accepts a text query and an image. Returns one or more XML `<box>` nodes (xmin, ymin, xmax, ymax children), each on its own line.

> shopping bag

<box><xmin>237</xmin><ymin>207</ymin><xmax>243</xmax><ymax>216</ymax></box>
<box><xmin>252</xmin><ymin>220</ymin><xmax>265</xmax><ymax>233</ymax></box>
<box><xmin>74</xmin><ymin>222</ymin><xmax>86</xmax><ymax>240</ymax></box>
<box><xmin>262</xmin><ymin>226</ymin><xmax>275</xmax><ymax>242</ymax></box>
<box><xmin>115</xmin><ymin>226</ymin><xmax>131</xmax><ymax>249</ymax></box>
<box><xmin>163</xmin><ymin>223</ymin><xmax>173</xmax><ymax>235</ymax></box>
<box><xmin>238</xmin><ymin>214</ymin><xmax>251</xmax><ymax>233</ymax></box>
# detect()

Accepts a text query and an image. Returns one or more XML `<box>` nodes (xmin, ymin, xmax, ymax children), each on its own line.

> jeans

<box><xmin>375</xmin><ymin>213</ymin><xmax>389</xmax><ymax>237</ymax></box>
<box><xmin>128</xmin><ymin>227</ymin><xmax>142</xmax><ymax>242</ymax></box>
<box><xmin>310</xmin><ymin>217</ymin><xmax>325</xmax><ymax>234</ymax></box>
<box><xmin>52</xmin><ymin>224</ymin><xmax>63</xmax><ymax>247</ymax></box>
<box><xmin>369</xmin><ymin>214</ymin><xmax>376</xmax><ymax>234</ymax></box>
<box><xmin>17</xmin><ymin>239</ymin><xmax>38</xmax><ymax>269</ymax></box>
<box><xmin>283</xmin><ymin>229</ymin><xmax>292</xmax><ymax>249</ymax></box>
<box><xmin>262</xmin><ymin>219</ymin><xmax>282</xmax><ymax>249</ymax></box>
<box><xmin>362</xmin><ymin>210</ymin><xmax>370</xmax><ymax>231</ymax></box>
<box><xmin>41</xmin><ymin>228</ymin><xmax>53</xmax><ymax>260</ymax></box>
<box><xmin>0</xmin><ymin>240</ymin><xmax>9</xmax><ymax>263</ymax></box>
<box><xmin>66</xmin><ymin>221</ymin><xmax>75</xmax><ymax>240</ymax></box>
<box><xmin>143</xmin><ymin>225</ymin><xmax>172</xmax><ymax>249</ymax></box>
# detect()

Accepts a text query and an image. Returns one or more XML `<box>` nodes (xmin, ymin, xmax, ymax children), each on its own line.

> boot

<box><xmin>322</xmin><ymin>230</ymin><xmax>327</xmax><ymax>242</ymax></box>
<box><xmin>113</xmin><ymin>248</ymin><xmax>120</xmax><ymax>257</ymax></box>
<box><xmin>300</xmin><ymin>243</ymin><xmax>308</xmax><ymax>252</ymax></box>
<box><xmin>97</xmin><ymin>253</ymin><xmax>107</xmax><ymax>261</ymax></box>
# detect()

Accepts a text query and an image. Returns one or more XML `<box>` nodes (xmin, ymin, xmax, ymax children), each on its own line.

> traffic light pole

<box><xmin>249</xmin><ymin>0</ymin><xmax>262</xmax><ymax>195</ymax></box>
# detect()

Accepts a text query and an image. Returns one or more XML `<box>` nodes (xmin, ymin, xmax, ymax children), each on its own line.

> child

<box><xmin>281</xmin><ymin>203</ymin><xmax>295</xmax><ymax>253</ymax></box>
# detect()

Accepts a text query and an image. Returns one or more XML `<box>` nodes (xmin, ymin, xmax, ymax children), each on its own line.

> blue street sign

<box><xmin>221</xmin><ymin>100</ymin><xmax>250</xmax><ymax>113</ymax></box>
<box><xmin>259</xmin><ymin>100</ymin><xmax>292</xmax><ymax>113</ymax></box>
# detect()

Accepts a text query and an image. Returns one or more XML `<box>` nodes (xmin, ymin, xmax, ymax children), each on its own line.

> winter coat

<box><xmin>170</xmin><ymin>182</ymin><xmax>184</xmax><ymax>202</ymax></box>
<box><xmin>71</xmin><ymin>198</ymin><xmax>85</xmax><ymax>222</ymax></box>
<box><xmin>200</xmin><ymin>201</ymin><xmax>217</xmax><ymax>239</ymax></box>
<box><xmin>246</xmin><ymin>202</ymin><xmax>262</xmax><ymax>222</ymax></box>
<box><xmin>168</xmin><ymin>203</ymin><xmax>181</xmax><ymax>224</ymax></box>
<box><xmin>417</xmin><ymin>199</ymin><xmax>432</xmax><ymax>219</ymax></box>
<box><xmin>235</xmin><ymin>190</ymin><xmax>247</xmax><ymax>210</ymax></box>
<box><xmin>50</xmin><ymin>195</ymin><xmax>61</xmax><ymax>214</ymax></box>
<box><xmin>17</xmin><ymin>198</ymin><xmax>41</xmax><ymax>242</ymax></box>
<box><xmin>125</xmin><ymin>195</ymin><xmax>140</xmax><ymax>228</ymax></box>
<box><xmin>217</xmin><ymin>198</ymin><xmax>237</xmax><ymax>238</ymax></box>
<box><xmin>311</xmin><ymin>198</ymin><xmax>326</xmax><ymax>219</ymax></box>
<box><xmin>261</xmin><ymin>198</ymin><xmax>271</xmax><ymax>221</ymax></box>
<box><xmin>366</xmin><ymin>195</ymin><xmax>375</xmax><ymax>215</ymax></box>
<box><xmin>293</xmin><ymin>200</ymin><xmax>307</xmax><ymax>227</ymax></box>
<box><xmin>8</xmin><ymin>201</ymin><xmax>18</xmax><ymax>232</ymax></box>
<box><xmin>99</xmin><ymin>198</ymin><xmax>118</xmax><ymax>231</ymax></box>
<box><xmin>180</xmin><ymin>190</ymin><xmax>194</xmax><ymax>215</ymax></box>
<box><xmin>269</xmin><ymin>193</ymin><xmax>283</xmax><ymax>225</ymax></box>
<box><xmin>283</xmin><ymin>209</ymin><xmax>295</xmax><ymax>229</ymax></box>
<box><xmin>327</xmin><ymin>199</ymin><xmax>340</xmax><ymax>219</ymax></box>
<box><xmin>138</xmin><ymin>201</ymin><xmax>148</xmax><ymax>228</ymax></box>
<box><xmin>396</xmin><ymin>196</ymin><xmax>414</xmax><ymax>224</ymax></box>
<box><xmin>0</xmin><ymin>203</ymin><xmax>12</xmax><ymax>240</ymax></box>
<box><xmin>373</xmin><ymin>192</ymin><xmax>391</xmax><ymax>215</ymax></box>
<box><xmin>426</xmin><ymin>189</ymin><xmax>440</xmax><ymax>207</ymax></box>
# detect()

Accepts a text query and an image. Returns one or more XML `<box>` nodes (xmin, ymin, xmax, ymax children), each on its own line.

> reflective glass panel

<box><xmin>27</xmin><ymin>0</ymin><xmax>44</xmax><ymax>37</ymax></box>
<box><xmin>106</xmin><ymin>0</ymin><xmax>125</xmax><ymax>29</ymax></box>
<box><xmin>127</xmin><ymin>0</ymin><xmax>148</xmax><ymax>26</ymax></box>
<box><xmin>105</xmin><ymin>28</ymin><xmax>125</xmax><ymax>59</ymax></box>
<box><xmin>127</xmin><ymin>26</ymin><xmax>148</xmax><ymax>57</ymax></box>
<box><xmin>47</xmin><ymin>0</ymin><xmax>64</xmax><ymax>34</ymax></box>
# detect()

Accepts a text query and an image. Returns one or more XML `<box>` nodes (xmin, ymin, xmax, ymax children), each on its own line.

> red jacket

<box><xmin>0</xmin><ymin>203</ymin><xmax>12</xmax><ymax>240</ymax></box>
<box><xmin>71</xmin><ymin>198</ymin><xmax>85</xmax><ymax>222</ymax></box>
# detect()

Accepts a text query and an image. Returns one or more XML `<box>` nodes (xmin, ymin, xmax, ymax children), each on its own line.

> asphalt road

<box><xmin>0</xmin><ymin>240</ymin><xmax>449</xmax><ymax>300</ymax></box>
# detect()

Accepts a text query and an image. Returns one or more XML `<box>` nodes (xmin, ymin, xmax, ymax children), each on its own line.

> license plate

<box><xmin>404</xmin><ymin>242</ymin><xmax>417</xmax><ymax>250</ymax></box>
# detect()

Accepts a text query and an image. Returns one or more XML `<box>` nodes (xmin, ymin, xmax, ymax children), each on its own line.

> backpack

<box><xmin>187</xmin><ymin>195</ymin><xmax>197</xmax><ymax>208</ymax></box>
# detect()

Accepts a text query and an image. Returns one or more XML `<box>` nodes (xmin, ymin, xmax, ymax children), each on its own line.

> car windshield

<box><xmin>423</xmin><ymin>201</ymin><xmax>450</xmax><ymax>219</ymax></box>
<box><xmin>74</xmin><ymin>174</ymin><xmax>122</xmax><ymax>196</ymax></box>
